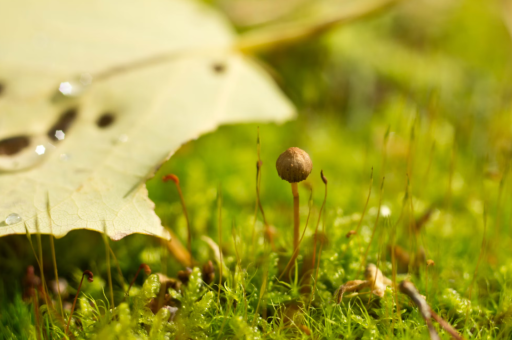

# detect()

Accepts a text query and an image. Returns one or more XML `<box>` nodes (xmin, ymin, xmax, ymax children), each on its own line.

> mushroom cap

<box><xmin>276</xmin><ymin>147</ymin><xmax>312</xmax><ymax>183</ymax></box>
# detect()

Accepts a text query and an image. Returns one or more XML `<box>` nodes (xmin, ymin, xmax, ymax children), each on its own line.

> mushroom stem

<box><xmin>291</xmin><ymin>182</ymin><xmax>300</xmax><ymax>263</ymax></box>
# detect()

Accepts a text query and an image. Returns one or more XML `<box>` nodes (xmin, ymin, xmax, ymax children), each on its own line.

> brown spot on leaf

<box><xmin>96</xmin><ymin>113</ymin><xmax>115</xmax><ymax>128</ymax></box>
<box><xmin>48</xmin><ymin>108</ymin><xmax>78</xmax><ymax>141</ymax></box>
<box><xmin>0</xmin><ymin>136</ymin><xmax>30</xmax><ymax>156</ymax></box>
<box><xmin>212</xmin><ymin>62</ymin><xmax>226</xmax><ymax>74</ymax></box>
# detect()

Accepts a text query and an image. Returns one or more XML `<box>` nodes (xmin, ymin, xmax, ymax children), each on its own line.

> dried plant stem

<box><xmin>407</xmin><ymin>177</ymin><xmax>419</xmax><ymax>274</ymax></box>
<box><xmin>390</xmin><ymin>220</ymin><xmax>402</xmax><ymax>326</ymax></box>
<box><xmin>358</xmin><ymin>177</ymin><xmax>385</xmax><ymax>278</ymax></box>
<box><xmin>163</xmin><ymin>174</ymin><xmax>193</xmax><ymax>263</ymax></box>
<box><xmin>252</xmin><ymin>129</ymin><xmax>268</xmax><ymax>253</ymax></box>
<box><xmin>217</xmin><ymin>186</ymin><xmax>223</xmax><ymax>308</ymax></box>
<box><xmin>49</xmin><ymin>235</ymin><xmax>63</xmax><ymax>316</ymax></box>
<box><xmin>348</xmin><ymin>167</ymin><xmax>373</xmax><ymax>245</ymax></box>
<box><xmin>102</xmin><ymin>228</ymin><xmax>114</xmax><ymax>308</ymax></box>
<box><xmin>232</xmin><ymin>221</ymin><xmax>248</xmax><ymax>321</ymax></box>
<box><xmin>252</xmin><ymin>159</ymin><xmax>261</xmax><ymax>251</ymax></box>
<box><xmin>309</xmin><ymin>172</ymin><xmax>328</xmax><ymax>308</ymax></box>
<box><xmin>431</xmin><ymin>308</ymin><xmax>465</xmax><ymax>340</ymax></box>
<box><xmin>66</xmin><ymin>270</ymin><xmax>93</xmax><ymax>336</ymax></box>
<box><xmin>381</xmin><ymin>126</ymin><xmax>390</xmax><ymax>176</ymax></box>
<box><xmin>309</xmin><ymin>239</ymin><xmax>325</xmax><ymax>309</ymax></box>
<box><xmin>253</xmin><ymin>268</ymin><xmax>268</xmax><ymax>327</ymax></box>
<box><xmin>312</xmin><ymin>171</ymin><xmax>328</xmax><ymax>268</ymax></box>
<box><xmin>236</xmin><ymin>0</ymin><xmax>403</xmax><ymax>53</ymax></box>
<box><xmin>494</xmin><ymin>165</ymin><xmax>508</xmax><ymax>247</ymax></box>
<box><xmin>399</xmin><ymin>280</ymin><xmax>440</xmax><ymax>340</ymax></box>
<box><xmin>406</xmin><ymin>122</ymin><xmax>416</xmax><ymax>182</ymax></box>
<box><xmin>109</xmin><ymin>247</ymin><xmax>126</xmax><ymax>294</ymax></box>
<box><xmin>24</xmin><ymin>224</ymin><xmax>47</xmax><ymax>334</ymax></box>
<box><xmin>46</xmin><ymin>194</ymin><xmax>64</xmax><ymax>317</ymax></box>
<box><xmin>368</xmin><ymin>224</ymin><xmax>385</xmax><ymax>305</ymax></box>
<box><xmin>128</xmin><ymin>264</ymin><xmax>151</xmax><ymax>297</ymax></box>
<box><xmin>466</xmin><ymin>206</ymin><xmax>487</xmax><ymax>327</ymax></box>
<box><xmin>291</xmin><ymin>182</ymin><xmax>300</xmax><ymax>266</ymax></box>
<box><xmin>34</xmin><ymin>220</ymin><xmax>52</xmax><ymax>311</ymax></box>
<box><xmin>33</xmin><ymin>289</ymin><xmax>42</xmax><ymax>340</ymax></box>
<box><xmin>422</xmin><ymin>142</ymin><xmax>435</xmax><ymax>185</ymax></box>
<box><xmin>446</xmin><ymin>143</ymin><xmax>456</xmax><ymax>211</ymax></box>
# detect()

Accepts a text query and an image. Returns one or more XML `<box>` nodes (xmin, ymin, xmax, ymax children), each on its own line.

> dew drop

<box><xmin>55</xmin><ymin>130</ymin><xmax>65</xmax><ymax>141</ymax></box>
<box><xmin>35</xmin><ymin>145</ymin><xmax>46</xmax><ymax>155</ymax></box>
<box><xmin>59</xmin><ymin>82</ymin><xmax>73</xmax><ymax>95</ymax></box>
<box><xmin>5</xmin><ymin>213</ymin><xmax>22</xmax><ymax>225</ymax></box>
<box><xmin>380</xmin><ymin>205</ymin><xmax>391</xmax><ymax>217</ymax></box>
<box><xmin>47</xmin><ymin>108</ymin><xmax>78</xmax><ymax>141</ymax></box>
<box><xmin>58</xmin><ymin>80</ymin><xmax>86</xmax><ymax>97</ymax></box>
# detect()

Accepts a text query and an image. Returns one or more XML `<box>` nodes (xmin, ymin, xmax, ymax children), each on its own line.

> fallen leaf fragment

<box><xmin>335</xmin><ymin>263</ymin><xmax>392</xmax><ymax>302</ymax></box>
<box><xmin>365</xmin><ymin>263</ymin><xmax>392</xmax><ymax>297</ymax></box>
<box><xmin>335</xmin><ymin>280</ymin><xmax>370</xmax><ymax>303</ymax></box>
<box><xmin>0</xmin><ymin>0</ymin><xmax>294</xmax><ymax>240</ymax></box>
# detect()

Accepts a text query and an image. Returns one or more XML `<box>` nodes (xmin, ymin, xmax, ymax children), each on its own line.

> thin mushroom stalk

<box><xmin>291</xmin><ymin>182</ymin><xmax>299</xmax><ymax>253</ymax></box>
<box><xmin>276</xmin><ymin>147</ymin><xmax>312</xmax><ymax>266</ymax></box>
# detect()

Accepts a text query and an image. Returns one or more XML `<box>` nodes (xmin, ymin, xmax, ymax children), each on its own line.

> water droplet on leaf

<box><xmin>35</xmin><ymin>145</ymin><xmax>46</xmax><ymax>155</ymax></box>
<box><xmin>55</xmin><ymin>130</ymin><xmax>65</xmax><ymax>141</ymax></box>
<box><xmin>5</xmin><ymin>213</ymin><xmax>22</xmax><ymax>225</ymax></box>
<box><xmin>59</xmin><ymin>82</ymin><xmax>73</xmax><ymax>95</ymax></box>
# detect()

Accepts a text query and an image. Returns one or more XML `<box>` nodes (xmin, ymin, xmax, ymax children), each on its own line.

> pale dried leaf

<box><xmin>335</xmin><ymin>279</ymin><xmax>370</xmax><ymax>302</ymax></box>
<box><xmin>365</xmin><ymin>263</ymin><xmax>392</xmax><ymax>297</ymax></box>
<box><xmin>0</xmin><ymin>0</ymin><xmax>294</xmax><ymax>240</ymax></box>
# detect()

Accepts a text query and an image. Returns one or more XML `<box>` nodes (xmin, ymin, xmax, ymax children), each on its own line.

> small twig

<box><xmin>430</xmin><ymin>308</ymin><xmax>465</xmax><ymax>340</ymax></box>
<box><xmin>399</xmin><ymin>280</ymin><xmax>440</xmax><ymax>340</ymax></box>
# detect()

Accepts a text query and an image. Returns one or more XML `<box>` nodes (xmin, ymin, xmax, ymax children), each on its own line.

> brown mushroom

<box><xmin>276</xmin><ymin>147</ymin><xmax>312</xmax><ymax>263</ymax></box>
